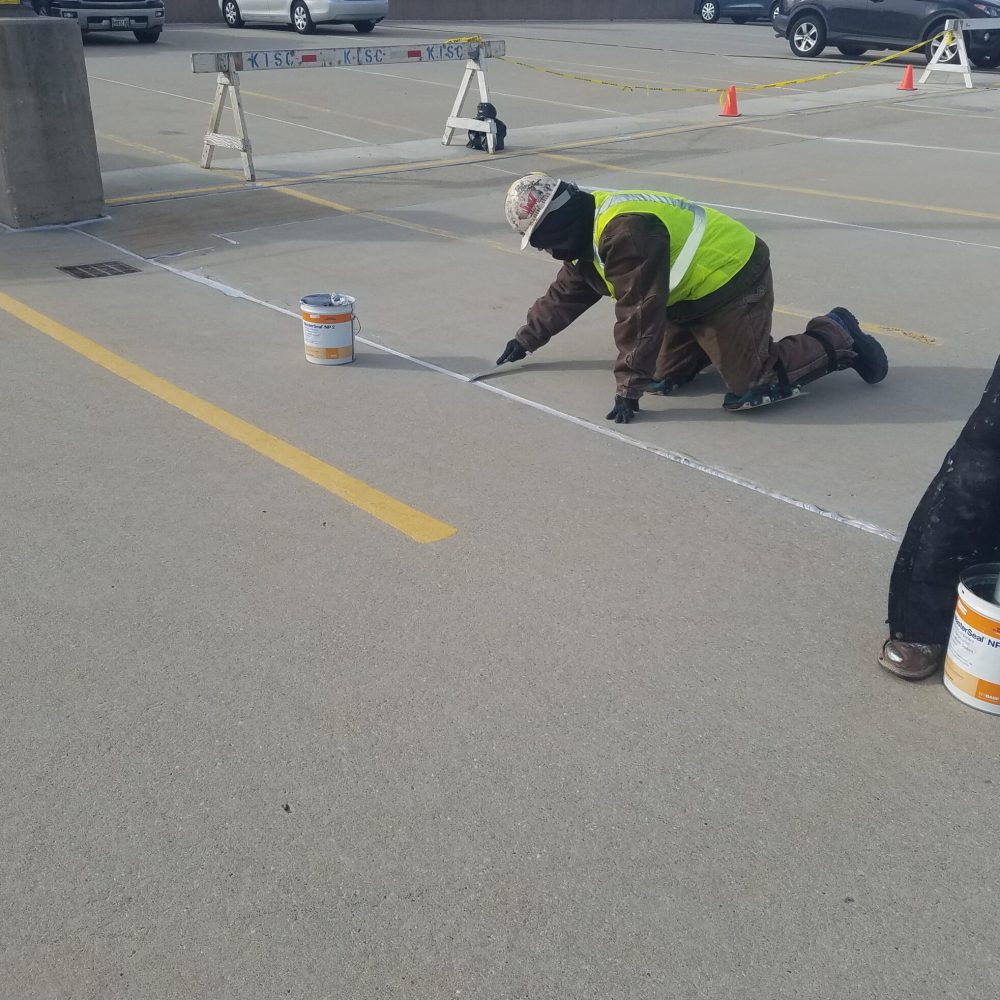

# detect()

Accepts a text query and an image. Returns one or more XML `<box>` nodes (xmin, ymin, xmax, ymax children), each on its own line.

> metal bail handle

<box><xmin>322</xmin><ymin>293</ymin><xmax>360</xmax><ymax>335</ymax></box>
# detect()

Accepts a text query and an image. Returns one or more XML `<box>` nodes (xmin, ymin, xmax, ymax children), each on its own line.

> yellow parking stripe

<box><xmin>274</xmin><ymin>185</ymin><xmax>519</xmax><ymax>253</ymax></box>
<box><xmin>97</xmin><ymin>131</ymin><xmax>193</xmax><ymax>164</ymax></box>
<box><xmin>0</xmin><ymin>292</ymin><xmax>456</xmax><ymax>544</ymax></box>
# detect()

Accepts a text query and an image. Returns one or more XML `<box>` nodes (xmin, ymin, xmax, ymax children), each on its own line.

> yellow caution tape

<box><xmin>497</xmin><ymin>33</ymin><xmax>943</xmax><ymax>97</ymax></box>
<box><xmin>444</xmin><ymin>34</ymin><xmax>486</xmax><ymax>45</ymax></box>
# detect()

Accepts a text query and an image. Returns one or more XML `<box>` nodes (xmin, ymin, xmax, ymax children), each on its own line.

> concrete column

<box><xmin>0</xmin><ymin>17</ymin><xmax>105</xmax><ymax>229</ymax></box>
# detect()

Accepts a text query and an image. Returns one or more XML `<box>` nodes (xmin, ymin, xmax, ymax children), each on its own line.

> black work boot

<box><xmin>723</xmin><ymin>382</ymin><xmax>804</xmax><ymax>411</ymax></box>
<box><xmin>826</xmin><ymin>307</ymin><xmax>889</xmax><ymax>384</ymax></box>
<box><xmin>878</xmin><ymin>639</ymin><xmax>945</xmax><ymax>680</ymax></box>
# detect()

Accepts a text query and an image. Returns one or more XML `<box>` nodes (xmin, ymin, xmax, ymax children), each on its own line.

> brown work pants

<box><xmin>655</xmin><ymin>266</ymin><xmax>856</xmax><ymax>395</ymax></box>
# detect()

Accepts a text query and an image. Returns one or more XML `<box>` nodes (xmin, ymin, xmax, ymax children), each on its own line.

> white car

<box><xmin>220</xmin><ymin>0</ymin><xmax>387</xmax><ymax>34</ymax></box>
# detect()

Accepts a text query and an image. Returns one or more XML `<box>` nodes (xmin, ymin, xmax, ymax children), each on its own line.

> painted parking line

<box><xmin>104</xmin><ymin>153</ymin><xmax>488</xmax><ymax>206</ymax></box>
<box><xmin>0</xmin><ymin>292</ymin><xmax>456</xmax><ymax>545</ymax></box>
<box><xmin>273</xmin><ymin>184</ymin><xmax>519</xmax><ymax>253</ymax></box>
<box><xmin>86</xmin><ymin>219</ymin><xmax>910</xmax><ymax>544</ymax></box>
<box><xmin>734</xmin><ymin>124</ymin><xmax>1000</xmax><ymax>157</ymax></box>
<box><xmin>104</xmin><ymin>110</ymin><xmax>1000</xmax><ymax>235</ymax></box>
<box><xmin>94</xmin><ymin>131</ymin><xmax>939</xmax><ymax>345</ymax></box>
<box><xmin>92</xmin><ymin>130</ymin><xmax>940</xmax><ymax>345</ymax></box>
<box><xmin>240</xmin><ymin>89</ymin><xmax>429</xmax><ymax>138</ymax></box>
<box><xmin>253</xmin><ymin>186</ymin><xmax>940</xmax><ymax>346</ymax></box>
<box><xmin>97</xmin><ymin>131</ymin><xmax>193</xmax><ymax>165</ymax></box>
<box><xmin>104</xmin><ymin>119</ymin><xmax>760</xmax><ymax>207</ymax></box>
<box><xmin>543</xmin><ymin>151</ymin><xmax>1000</xmax><ymax>224</ymax></box>
<box><xmin>88</xmin><ymin>75</ymin><xmax>371</xmax><ymax>144</ymax></box>
<box><xmin>73</xmin><ymin>240</ymin><xmax>898</xmax><ymax>545</ymax></box>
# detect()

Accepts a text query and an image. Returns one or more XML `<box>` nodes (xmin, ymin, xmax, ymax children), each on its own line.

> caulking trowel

<box><xmin>467</xmin><ymin>361</ymin><xmax>525</xmax><ymax>383</ymax></box>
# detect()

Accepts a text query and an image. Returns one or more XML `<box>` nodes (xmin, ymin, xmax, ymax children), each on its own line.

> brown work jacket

<box><xmin>514</xmin><ymin>213</ymin><xmax>770</xmax><ymax>398</ymax></box>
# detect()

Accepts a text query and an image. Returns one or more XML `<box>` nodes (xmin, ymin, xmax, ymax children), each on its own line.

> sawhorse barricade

<box><xmin>190</xmin><ymin>39</ymin><xmax>506</xmax><ymax>182</ymax></box>
<box><xmin>920</xmin><ymin>19</ymin><xmax>995</xmax><ymax>89</ymax></box>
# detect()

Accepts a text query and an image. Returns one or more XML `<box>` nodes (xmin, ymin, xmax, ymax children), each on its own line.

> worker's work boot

<box><xmin>826</xmin><ymin>307</ymin><xmax>889</xmax><ymax>384</ymax></box>
<box><xmin>645</xmin><ymin>372</ymin><xmax>698</xmax><ymax>396</ymax></box>
<box><xmin>878</xmin><ymin>639</ymin><xmax>945</xmax><ymax>680</ymax></box>
<box><xmin>722</xmin><ymin>382</ymin><xmax>804</xmax><ymax>412</ymax></box>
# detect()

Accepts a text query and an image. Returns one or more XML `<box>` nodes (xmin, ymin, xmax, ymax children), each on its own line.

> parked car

<box><xmin>696</xmin><ymin>0</ymin><xmax>780</xmax><ymax>22</ymax></box>
<box><xmin>774</xmin><ymin>0</ymin><xmax>1000</xmax><ymax>67</ymax></box>
<box><xmin>32</xmin><ymin>0</ymin><xmax>165</xmax><ymax>42</ymax></box>
<box><xmin>220</xmin><ymin>0</ymin><xmax>387</xmax><ymax>34</ymax></box>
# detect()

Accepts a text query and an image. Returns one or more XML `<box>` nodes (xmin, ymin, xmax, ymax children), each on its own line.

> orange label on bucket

<box><xmin>305</xmin><ymin>344</ymin><xmax>353</xmax><ymax>359</ymax></box>
<box><xmin>303</xmin><ymin>311</ymin><xmax>353</xmax><ymax>324</ymax></box>
<box><xmin>946</xmin><ymin>655</ymin><xmax>1000</xmax><ymax>704</ymax></box>
<box><xmin>956</xmin><ymin>598</ymin><xmax>1000</xmax><ymax>639</ymax></box>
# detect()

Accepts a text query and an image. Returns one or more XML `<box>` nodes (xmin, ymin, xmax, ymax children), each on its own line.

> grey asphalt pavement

<box><xmin>3</xmin><ymin>18</ymin><xmax>1000</xmax><ymax>1000</ymax></box>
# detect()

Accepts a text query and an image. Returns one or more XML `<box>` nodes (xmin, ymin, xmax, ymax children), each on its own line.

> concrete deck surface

<box><xmin>2</xmin><ymin>19</ymin><xmax>1000</xmax><ymax>1000</ymax></box>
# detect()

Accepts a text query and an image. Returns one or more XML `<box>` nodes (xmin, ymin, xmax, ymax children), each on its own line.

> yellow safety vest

<box><xmin>591</xmin><ymin>189</ymin><xmax>756</xmax><ymax>306</ymax></box>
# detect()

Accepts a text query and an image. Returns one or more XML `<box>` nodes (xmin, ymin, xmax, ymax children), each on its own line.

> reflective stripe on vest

<box><xmin>593</xmin><ymin>192</ymin><xmax>707</xmax><ymax>294</ymax></box>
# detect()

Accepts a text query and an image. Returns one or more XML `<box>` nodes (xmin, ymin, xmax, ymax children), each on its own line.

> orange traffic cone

<box><xmin>897</xmin><ymin>64</ymin><xmax>916</xmax><ymax>91</ymax></box>
<box><xmin>719</xmin><ymin>85</ymin><xmax>741</xmax><ymax>117</ymax></box>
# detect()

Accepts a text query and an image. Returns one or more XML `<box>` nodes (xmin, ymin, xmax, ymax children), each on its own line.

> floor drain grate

<box><xmin>57</xmin><ymin>261</ymin><xmax>141</xmax><ymax>279</ymax></box>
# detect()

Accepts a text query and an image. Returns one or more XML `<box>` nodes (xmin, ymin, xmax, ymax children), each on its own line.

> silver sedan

<box><xmin>219</xmin><ymin>0</ymin><xmax>387</xmax><ymax>34</ymax></box>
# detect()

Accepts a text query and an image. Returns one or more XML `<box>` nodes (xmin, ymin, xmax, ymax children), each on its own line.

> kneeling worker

<box><xmin>498</xmin><ymin>173</ymin><xmax>888</xmax><ymax>423</ymax></box>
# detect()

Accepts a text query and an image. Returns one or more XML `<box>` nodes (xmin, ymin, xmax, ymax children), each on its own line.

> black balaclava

<box><xmin>529</xmin><ymin>183</ymin><xmax>596</xmax><ymax>261</ymax></box>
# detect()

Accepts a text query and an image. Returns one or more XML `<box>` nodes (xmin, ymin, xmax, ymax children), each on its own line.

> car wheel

<box><xmin>769</xmin><ymin>1</ymin><xmax>780</xmax><ymax>21</ymax></box>
<box><xmin>222</xmin><ymin>0</ymin><xmax>243</xmax><ymax>27</ymax></box>
<box><xmin>924</xmin><ymin>22</ymin><xmax>960</xmax><ymax>65</ymax></box>
<box><xmin>698</xmin><ymin>1</ymin><xmax>720</xmax><ymax>22</ymax></box>
<box><xmin>837</xmin><ymin>45</ymin><xmax>867</xmax><ymax>58</ymax></box>
<box><xmin>789</xmin><ymin>14</ymin><xmax>827</xmax><ymax>57</ymax></box>
<box><xmin>290</xmin><ymin>0</ymin><xmax>315</xmax><ymax>34</ymax></box>
<box><xmin>353</xmin><ymin>18</ymin><xmax>376</xmax><ymax>33</ymax></box>
<box><xmin>133</xmin><ymin>28</ymin><xmax>161</xmax><ymax>43</ymax></box>
<box><xmin>970</xmin><ymin>52</ymin><xmax>999</xmax><ymax>68</ymax></box>
<box><xmin>732</xmin><ymin>16</ymin><xmax>749</xmax><ymax>23</ymax></box>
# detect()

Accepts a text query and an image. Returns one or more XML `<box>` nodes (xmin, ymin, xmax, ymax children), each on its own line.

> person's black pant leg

<box><xmin>888</xmin><ymin>356</ymin><xmax>1000</xmax><ymax>643</ymax></box>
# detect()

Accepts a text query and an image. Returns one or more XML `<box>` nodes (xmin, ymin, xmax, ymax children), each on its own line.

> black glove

<box><xmin>496</xmin><ymin>338</ymin><xmax>528</xmax><ymax>366</ymax></box>
<box><xmin>606</xmin><ymin>395</ymin><xmax>640</xmax><ymax>424</ymax></box>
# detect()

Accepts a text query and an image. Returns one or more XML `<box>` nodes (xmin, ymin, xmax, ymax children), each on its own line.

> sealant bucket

<box><xmin>300</xmin><ymin>293</ymin><xmax>356</xmax><ymax>366</ymax></box>
<box><xmin>944</xmin><ymin>563</ymin><xmax>1000</xmax><ymax>715</ymax></box>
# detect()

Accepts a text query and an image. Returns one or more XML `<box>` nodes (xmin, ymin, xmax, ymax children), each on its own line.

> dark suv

<box><xmin>774</xmin><ymin>0</ymin><xmax>1000</xmax><ymax>67</ymax></box>
<box><xmin>33</xmin><ymin>0</ymin><xmax>165</xmax><ymax>43</ymax></box>
<box><xmin>695</xmin><ymin>0</ymin><xmax>780</xmax><ymax>22</ymax></box>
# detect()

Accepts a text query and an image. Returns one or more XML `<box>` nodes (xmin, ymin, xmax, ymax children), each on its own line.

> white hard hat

<box><xmin>505</xmin><ymin>173</ymin><xmax>568</xmax><ymax>250</ymax></box>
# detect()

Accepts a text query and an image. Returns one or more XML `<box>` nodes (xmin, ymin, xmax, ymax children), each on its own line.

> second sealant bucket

<box><xmin>301</xmin><ymin>293</ymin><xmax>356</xmax><ymax>366</ymax></box>
<box><xmin>944</xmin><ymin>563</ymin><xmax>1000</xmax><ymax>716</ymax></box>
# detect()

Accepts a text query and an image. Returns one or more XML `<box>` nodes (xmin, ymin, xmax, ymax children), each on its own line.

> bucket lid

<box><xmin>301</xmin><ymin>292</ymin><xmax>355</xmax><ymax>308</ymax></box>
